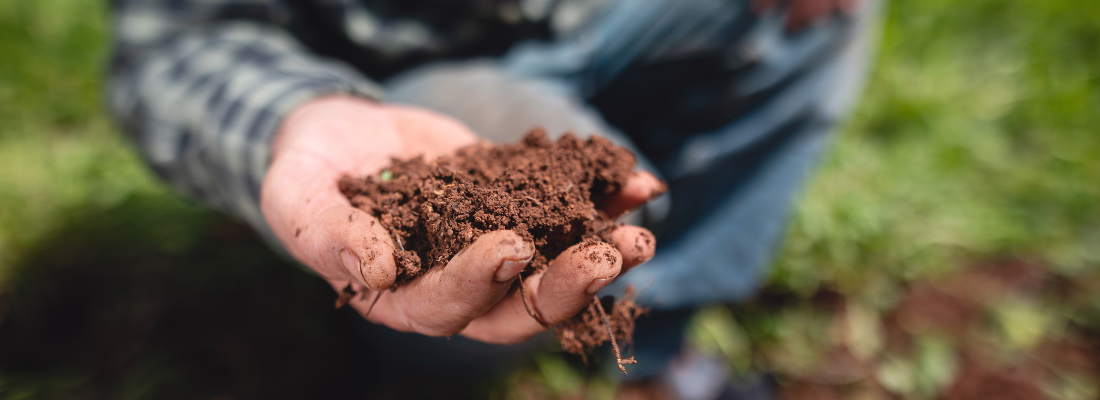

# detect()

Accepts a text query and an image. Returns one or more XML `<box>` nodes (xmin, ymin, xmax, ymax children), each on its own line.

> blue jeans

<box><xmin>378</xmin><ymin>0</ymin><xmax>879</xmax><ymax>379</ymax></box>
<box><xmin>389</xmin><ymin>0</ymin><xmax>878</xmax><ymax>308</ymax></box>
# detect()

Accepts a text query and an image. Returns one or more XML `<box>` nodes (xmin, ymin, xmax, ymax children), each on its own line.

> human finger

<box><xmin>459</xmin><ymin>241</ymin><xmax>622</xmax><ymax>344</ymax></box>
<box><xmin>262</xmin><ymin>152</ymin><xmax>398</xmax><ymax>291</ymax></box>
<box><xmin>786</xmin><ymin>0</ymin><xmax>833</xmax><ymax>32</ymax></box>
<box><xmin>600</xmin><ymin>171</ymin><xmax>666</xmax><ymax>218</ymax></box>
<box><xmin>608</xmin><ymin>225</ymin><xmax>656</xmax><ymax>270</ymax></box>
<box><xmin>837</xmin><ymin>0</ymin><xmax>862</xmax><ymax>14</ymax></box>
<box><xmin>361</xmin><ymin>230</ymin><xmax>534</xmax><ymax>336</ymax></box>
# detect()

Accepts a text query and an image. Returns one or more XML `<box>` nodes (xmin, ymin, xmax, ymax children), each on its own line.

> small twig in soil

<box><xmin>336</xmin><ymin>283</ymin><xmax>384</xmax><ymax>319</ymax></box>
<box><xmin>522</xmin><ymin>196</ymin><xmax>543</xmax><ymax>207</ymax></box>
<box><xmin>593</xmin><ymin>296</ymin><xmax>636</xmax><ymax>374</ymax></box>
<box><xmin>363</xmin><ymin>290</ymin><xmax>384</xmax><ymax>319</ymax></box>
<box><xmin>517</xmin><ymin>274</ymin><xmax>548</xmax><ymax>328</ymax></box>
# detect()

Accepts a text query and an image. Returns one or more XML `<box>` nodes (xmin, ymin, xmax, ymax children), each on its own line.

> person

<box><xmin>108</xmin><ymin>0</ymin><xmax>877</xmax><ymax>397</ymax></box>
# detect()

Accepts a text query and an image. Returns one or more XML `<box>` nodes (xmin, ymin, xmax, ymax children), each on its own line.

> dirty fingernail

<box><xmin>495</xmin><ymin>257</ymin><xmax>531</xmax><ymax>282</ymax></box>
<box><xmin>586</xmin><ymin>277</ymin><xmax>614</xmax><ymax>294</ymax></box>
<box><xmin>340</xmin><ymin>250</ymin><xmax>361</xmax><ymax>276</ymax></box>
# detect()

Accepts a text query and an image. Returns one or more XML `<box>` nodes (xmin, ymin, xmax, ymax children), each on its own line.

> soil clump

<box><xmin>338</xmin><ymin>129</ymin><xmax>652</xmax><ymax>369</ymax></box>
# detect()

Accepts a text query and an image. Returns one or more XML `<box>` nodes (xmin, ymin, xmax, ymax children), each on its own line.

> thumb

<box><xmin>262</xmin><ymin>151</ymin><xmax>397</xmax><ymax>291</ymax></box>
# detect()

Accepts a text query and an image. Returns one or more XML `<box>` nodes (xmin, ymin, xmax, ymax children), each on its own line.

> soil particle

<box><xmin>555</xmin><ymin>288</ymin><xmax>646</xmax><ymax>360</ymax></box>
<box><xmin>334</xmin><ymin>283</ymin><xmax>356</xmax><ymax>309</ymax></box>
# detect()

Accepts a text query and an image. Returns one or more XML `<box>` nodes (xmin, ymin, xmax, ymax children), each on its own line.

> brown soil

<box><xmin>942</xmin><ymin>357</ymin><xmax>1051</xmax><ymax>400</ymax></box>
<box><xmin>555</xmin><ymin>289</ymin><xmax>646</xmax><ymax>369</ymax></box>
<box><xmin>338</xmin><ymin>129</ymin><xmax>650</xmax><ymax>365</ymax></box>
<box><xmin>774</xmin><ymin>258</ymin><xmax>1100</xmax><ymax>400</ymax></box>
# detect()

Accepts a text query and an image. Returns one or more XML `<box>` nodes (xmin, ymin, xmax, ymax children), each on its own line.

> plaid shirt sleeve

<box><xmin>107</xmin><ymin>0</ymin><xmax>385</xmax><ymax>234</ymax></box>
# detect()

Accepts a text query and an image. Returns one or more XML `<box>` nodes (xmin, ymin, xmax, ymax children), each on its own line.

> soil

<box><xmin>555</xmin><ymin>289</ymin><xmax>646</xmax><ymax>361</ymax></box>
<box><xmin>338</xmin><ymin>129</ymin><xmax>650</xmax><ymax>361</ymax></box>
<box><xmin>767</xmin><ymin>257</ymin><xmax>1100</xmax><ymax>400</ymax></box>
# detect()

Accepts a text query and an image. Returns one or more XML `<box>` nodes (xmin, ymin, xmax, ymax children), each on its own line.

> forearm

<box><xmin>108</xmin><ymin>1</ymin><xmax>383</xmax><ymax>230</ymax></box>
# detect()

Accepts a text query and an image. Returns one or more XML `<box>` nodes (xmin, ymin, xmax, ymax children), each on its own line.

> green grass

<box><xmin>774</xmin><ymin>0</ymin><xmax>1100</xmax><ymax>295</ymax></box>
<box><xmin>0</xmin><ymin>0</ymin><xmax>174</xmax><ymax>283</ymax></box>
<box><xmin>1</xmin><ymin>0</ymin><xmax>1098</xmax><ymax>398</ymax></box>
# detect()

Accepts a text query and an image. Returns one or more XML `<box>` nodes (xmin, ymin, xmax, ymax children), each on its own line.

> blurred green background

<box><xmin>1</xmin><ymin>0</ymin><xmax>1098</xmax><ymax>399</ymax></box>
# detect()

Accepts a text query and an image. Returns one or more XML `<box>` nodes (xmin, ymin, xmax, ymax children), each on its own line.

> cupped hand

<box><xmin>261</xmin><ymin>95</ymin><xmax>663</xmax><ymax>343</ymax></box>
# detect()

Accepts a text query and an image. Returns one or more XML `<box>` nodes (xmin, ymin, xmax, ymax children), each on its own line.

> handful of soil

<box><xmin>338</xmin><ymin>129</ymin><xmax>652</xmax><ymax>372</ymax></box>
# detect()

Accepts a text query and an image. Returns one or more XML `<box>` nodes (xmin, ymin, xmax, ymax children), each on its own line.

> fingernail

<box><xmin>340</xmin><ymin>250</ymin><xmax>361</xmax><ymax>275</ymax></box>
<box><xmin>495</xmin><ymin>256</ymin><xmax>531</xmax><ymax>282</ymax></box>
<box><xmin>586</xmin><ymin>277</ymin><xmax>614</xmax><ymax>294</ymax></box>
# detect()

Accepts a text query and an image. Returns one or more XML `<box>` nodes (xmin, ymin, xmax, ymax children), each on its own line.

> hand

<box><xmin>753</xmin><ymin>0</ymin><xmax>862</xmax><ymax>32</ymax></box>
<box><xmin>261</xmin><ymin>95</ymin><xmax>663</xmax><ymax>343</ymax></box>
